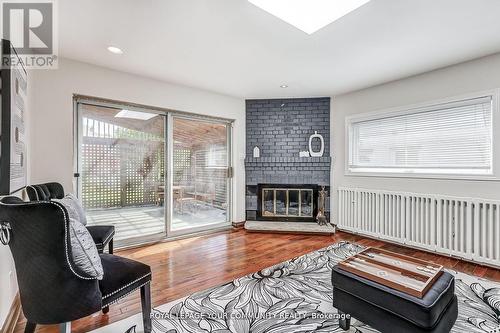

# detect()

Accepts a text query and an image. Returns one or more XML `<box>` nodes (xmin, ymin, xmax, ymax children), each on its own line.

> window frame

<box><xmin>344</xmin><ymin>89</ymin><xmax>500</xmax><ymax>181</ymax></box>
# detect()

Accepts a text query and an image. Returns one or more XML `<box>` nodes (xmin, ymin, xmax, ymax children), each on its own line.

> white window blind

<box><xmin>348</xmin><ymin>96</ymin><xmax>493</xmax><ymax>176</ymax></box>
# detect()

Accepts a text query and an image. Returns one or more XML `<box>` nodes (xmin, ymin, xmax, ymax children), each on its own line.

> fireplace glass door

<box><xmin>275</xmin><ymin>190</ymin><xmax>287</xmax><ymax>215</ymax></box>
<box><xmin>261</xmin><ymin>188</ymin><xmax>313</xmax><ymax>218</ymax></box>
<box><xmin>288</xmin><ymin>190</ymin><xmax>299</xmax><ymax>216</ymax></box>
<box><xmin>263</xmin><ymin>190</ymin><xmax>274</xmax><ymax>216</ymax></box>
<box><xmin>301</xmin><ymin>190</ymin><xmax>313</xmax><ymax>216</ymax></box>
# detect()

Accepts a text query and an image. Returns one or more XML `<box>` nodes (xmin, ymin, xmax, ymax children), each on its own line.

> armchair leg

<box><xmin>59</xmin><ymin>322</ymin><xmax>71</xmax><ymax>333</ymax></box>
<box><xmin>24</xmin><ymin>321</ymin><xmax>36</xmax><ymax>333</ymax></box>
<box><xmin>108</xmin><ymin>239</ymin><xmax>114</xmax><ymax>254</ymax></box>
<box><xmin>141</xmin><ymin>283</ymin><xmax>152</xmax><ymax>333</ymax></box>
<box><xmin>102</xmin><ymin>306</ymin><xmax>110</xmax><ymax>314</ymax></box>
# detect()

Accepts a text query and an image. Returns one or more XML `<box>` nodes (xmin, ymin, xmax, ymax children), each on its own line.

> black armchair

<box><xmin>0</xmin><ymin>196</ymin><xmax>152</xmax><ymax>333</ymax></box>
<box><xmin>26</xmin><ymin>182</ymin><xmax>115</xmax><ymax>254</ymax></box>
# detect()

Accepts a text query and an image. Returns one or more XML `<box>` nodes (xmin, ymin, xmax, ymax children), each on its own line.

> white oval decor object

<box><xmin>309</xmin><ymin>131</ymin><xmax>324</xmax><ymax>157</ymax></box>
<box><xmin>253</xmin><ymin>146</ymin><xmax>260</xmax><ymax>158</ymax></box>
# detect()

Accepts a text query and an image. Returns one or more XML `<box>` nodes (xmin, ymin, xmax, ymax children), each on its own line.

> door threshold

<box><xmin>115</xmin><ymin>226</ymin><xmax>232</xmax><ymax>251</ymax></box>
<box><xmin>166</xmin><ymin>225</ymin><xmax>233</xmax><ymax>240</ymax></box>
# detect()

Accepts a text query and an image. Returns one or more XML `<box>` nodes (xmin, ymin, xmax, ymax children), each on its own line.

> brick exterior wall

<box><xmin>245</xmin><ymin>97</ymin><xmax>331</xmax><ymax>221</ymax></box>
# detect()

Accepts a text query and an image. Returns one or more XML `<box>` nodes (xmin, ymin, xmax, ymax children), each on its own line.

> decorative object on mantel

<box><xmin>316</xmin><ymin>186</ymin><xmax>328</xmax><ymax>226</ymax></box>
<box><xmin>299</xmin><ymin>151</ymin><xmax>310</xmax><ymax>157</ymax></box>
<box><xmin>308</xmin><ymin>131</ymin><xmax>324</xmax><ymax>157</ymax></box>
<box><xmin>252</xmin><ymin>146</ymin><xmax>260</xmax><ymax>158</ymax></box>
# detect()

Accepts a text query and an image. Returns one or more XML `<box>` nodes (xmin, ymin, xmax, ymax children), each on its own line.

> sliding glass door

<box><xmin>76</xmin><ymin>99</ymin><xmax>232</xmax><ymax>245</ymax></box>
<box><xmin>167</xmin><ymin>116</ymin><xmax>231</xmax><ymax>236</ymax></box>
<box><xmin>77</xmin><ymin>103</ymin><xmax>166</xmax><ymax>245</ymax></box>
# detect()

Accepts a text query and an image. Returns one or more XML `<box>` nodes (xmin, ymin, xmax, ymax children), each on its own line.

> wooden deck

<box><xmin>14</xmin><ymin>229</ymin><xmax>500</xmax><ymax>333</ymax></box>
<box><xmin>86</xmin><ymin>205</ymin><xmax>227</xmax><ymax>241</ymax></box>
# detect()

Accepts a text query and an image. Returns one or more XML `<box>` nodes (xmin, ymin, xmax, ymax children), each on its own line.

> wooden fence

<box><xmin>82</xmin><ymin>137</ymin><xmax>164</xmax><ymax>209</ymax></box>
<box><xmin>81</xmin><ymin>117</ymin><xmax>227</xmax><ymax>210</ymax></box>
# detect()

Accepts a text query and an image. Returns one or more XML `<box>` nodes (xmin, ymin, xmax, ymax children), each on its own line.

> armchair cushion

<box><xmin>69</xmin><ymin>217</ymin><xmax>104</xmax><ymax>280</ymax></box>
<box><xmin>27</xmin><ymin>182</ymin><xmax>115</xmax><ymax>254</ymax></box>
<box><xmin>54</xmin><ymin>194</ymin><xmax>87</xmax><ymax>225</ymax></box>
<box><xmin>99</xmin><ymin>254</ymin><xmax>152</xmax><ymax>307</ymax></box>
<box><xmin>87</xmin><ymin>226</ymin><xmax>115</xmax><ymax>252</ymax></box>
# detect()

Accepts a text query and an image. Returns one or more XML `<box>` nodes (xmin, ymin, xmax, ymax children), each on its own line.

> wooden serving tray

<box><xmin>338</xmin><ymin>247</ymin><xmax>443</xmax><ymax>298</ymax></box>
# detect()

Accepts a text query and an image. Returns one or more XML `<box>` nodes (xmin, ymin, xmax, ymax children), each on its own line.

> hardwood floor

<box><xmin>14</xmin><ymin>229</ymin><xmax>500</xmax><ymax>333</ymax></box>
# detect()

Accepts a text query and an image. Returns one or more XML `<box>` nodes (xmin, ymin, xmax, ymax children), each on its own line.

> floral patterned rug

<box><xmin>91</xmin><ymin>241</ymin><xmax>500</xmax><ymax>333</ymax></box>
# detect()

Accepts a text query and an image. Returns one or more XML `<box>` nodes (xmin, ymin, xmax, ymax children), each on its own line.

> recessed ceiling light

<box><xmin>248</xmin><ymin>0</ymin><xmax>371</xmax><ymax>34</ymax></box>
<box><xmin>115</xmin><ymin>110</ymin><xmax>157</xmax><ymax>120</ymax></box>
<box><xmin>107</xmin><ymin>46</ymin><xmax>124</xmax><ymax>54</ymax></box>
<box><xmin>280</xmin><ymin>84</ymin><xmax>288</xmax><ymax>88</ymax></box>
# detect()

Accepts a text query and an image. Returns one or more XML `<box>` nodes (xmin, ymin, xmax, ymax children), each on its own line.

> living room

<box><xmin>1</xmin><ymin>1</ymin><xmax>499</xmax><ymax>333</ymax></box>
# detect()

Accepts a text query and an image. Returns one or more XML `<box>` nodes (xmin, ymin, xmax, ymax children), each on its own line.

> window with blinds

<box><xmin>347</xmin><ymin>95</ymin><xmax>494</xmax><ymax>176</ymax></box>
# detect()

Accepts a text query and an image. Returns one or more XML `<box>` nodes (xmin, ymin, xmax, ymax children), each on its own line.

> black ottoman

<box><xmin>332</xmin><ymin>265</ymin><xmax>458</xmax><ymax>333</ymax></box>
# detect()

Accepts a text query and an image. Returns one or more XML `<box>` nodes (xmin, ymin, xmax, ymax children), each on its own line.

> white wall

<box><xmin>331</xmin><ymin>52</ymin><xmax>500</xmax><ymax>221</ymax></box>
<box><xmin>0</xmin><ymin>69</ymin><xmax>34</xmax><ymax>327</ymax></box>
<box><xmin>29</xmin><ymin>58</ymin><xmax>246</xmax><ymax>221</ymax></box>
<box><xmin>0</xmin><ymin>246</ymin><xmax>17</xmax><ymax>326</ymax></box>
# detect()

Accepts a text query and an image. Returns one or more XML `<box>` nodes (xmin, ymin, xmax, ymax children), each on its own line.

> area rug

<box><xmin>91</xmin><ymin>241</ymin><xmax>500</xmax><ymax>333</ymax></box>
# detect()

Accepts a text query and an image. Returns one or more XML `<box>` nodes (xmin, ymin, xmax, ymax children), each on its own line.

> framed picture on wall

<box><xmin>0</xmin><ymin>39</ymin><xmax>28</xmax><ymax>195</ymax></box>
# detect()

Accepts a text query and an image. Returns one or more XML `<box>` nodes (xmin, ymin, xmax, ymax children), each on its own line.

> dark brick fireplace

<box><xmin>245</xmin><ymin>97</ymin><xmax>331</xmax><ymax>222</ymax></box>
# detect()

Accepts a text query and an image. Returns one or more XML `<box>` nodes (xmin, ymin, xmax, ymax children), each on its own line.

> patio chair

<box><xmin>26</xmin><ymin>182</ymin><xmax>115</xmax><ymax>254</ymax></box>
<box><xmin>0</xmin><ymin>196</ymin><xmax>152</xmax><ymax>333</ymax></box>
<box><xmin>173</xmin><ymin>185</ymin><xmax>195</xmax><ymax>214</ymax></box>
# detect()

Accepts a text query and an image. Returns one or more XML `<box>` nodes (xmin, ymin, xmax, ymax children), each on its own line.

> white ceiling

<box><xmin>59</xmin><ymin>0</ymin><xmax>500</xmax><ymax>98</ymax></box>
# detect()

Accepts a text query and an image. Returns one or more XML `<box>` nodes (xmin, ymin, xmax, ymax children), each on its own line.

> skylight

<box><xmin>248</xmin><ymin>0</ymin><xmax>371</xmax><ymax>34</ymax></box>
<box><xmin>115</xmin><ymin>110</ymin><xmax>158</xmax><ymax>121</ymax></box>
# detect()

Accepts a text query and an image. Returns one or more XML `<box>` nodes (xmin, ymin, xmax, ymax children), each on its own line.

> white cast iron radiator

<box><xmin>337</xmin><ymin>187</ymin><xmax>500</xmax><ymax>268</ymax></box>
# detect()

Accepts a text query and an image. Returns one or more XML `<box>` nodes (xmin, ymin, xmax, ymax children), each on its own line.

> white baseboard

<box><xmin>1</xmin><ymin>293</ymin><xmax>21</xmax><ymax>333</ymax></box>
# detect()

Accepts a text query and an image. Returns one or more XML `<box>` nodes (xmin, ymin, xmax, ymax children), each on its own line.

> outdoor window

<box><xmin>346</xmin><ymin>94</ymin><xmax>496</xmax><ymax>178</ymax></box>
